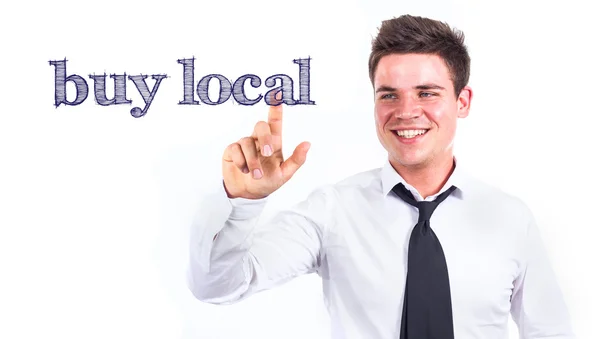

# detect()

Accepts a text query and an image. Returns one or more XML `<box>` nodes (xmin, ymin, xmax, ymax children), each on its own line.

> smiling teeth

<box><xmin>396</xmin><ymin>129</ymin><xmax>427</xmax><ymax>138</ymax></box>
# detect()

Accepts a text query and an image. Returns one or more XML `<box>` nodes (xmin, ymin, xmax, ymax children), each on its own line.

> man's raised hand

<box><xmin>222</xmin><ymin>92</ymin><xmax>311</xmax><ymax>199</ymax></box>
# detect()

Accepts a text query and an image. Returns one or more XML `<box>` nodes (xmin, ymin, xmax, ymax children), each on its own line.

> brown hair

<box><xmin>368</xmin><ymin>14</ymin><xmax>470</xmax><ymax>98</ymax></box>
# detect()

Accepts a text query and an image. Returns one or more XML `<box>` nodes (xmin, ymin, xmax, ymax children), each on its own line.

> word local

<box><xmin>48</xmin><ymin>57</ymin><xmax>315</xmax><ymax>118</ymax></box>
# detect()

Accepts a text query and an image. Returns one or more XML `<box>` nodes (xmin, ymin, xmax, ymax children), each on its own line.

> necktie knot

<box><xmin>392</xmin><ymin>183</ymin><xmax>457</xmax><ymax>221</ymax></box>
<box><xmin>416</xmin><ymin>201</ymin><xmax>436</xmax><ymax>222</ymax></box>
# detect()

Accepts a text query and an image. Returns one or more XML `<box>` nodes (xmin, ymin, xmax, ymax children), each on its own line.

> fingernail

<box><xmin>263</xmin><ymin>145</ymin><xmax>272</xmax><ymax>156</ymax></box>
<box><xmin>242</xmin><ymin>167</ymin><xmax>249</xmax><ymax>174</ymax></box>
<box><xmin>253</xmin><ymin>169</ymin><xmax>262</xmax><ymax>179</ymax></box>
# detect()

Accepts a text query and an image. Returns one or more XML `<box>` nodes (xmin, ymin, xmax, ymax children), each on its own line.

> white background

<box><xmin>1</xmin><ymin>0</ymin><xmax>598</xmax><ymax>338</ymax></box>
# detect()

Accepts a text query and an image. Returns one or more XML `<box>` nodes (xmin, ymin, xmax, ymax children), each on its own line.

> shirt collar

<box><xmin>381</xmin><ymin>156</ymin><xmax>470</xmax><ymax>201</ymax></box>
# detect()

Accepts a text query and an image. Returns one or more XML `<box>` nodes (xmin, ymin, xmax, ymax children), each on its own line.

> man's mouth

<box><xmin>395</xmin><ymin>129</ymin><xmax>429</xmax><ymax>139</ymax></box>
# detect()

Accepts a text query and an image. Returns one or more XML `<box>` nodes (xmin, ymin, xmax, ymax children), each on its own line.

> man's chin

<box><xmin>389</xmin><ymin>153</ymin><xmax>430</xmax><ymax>168</ymax></box>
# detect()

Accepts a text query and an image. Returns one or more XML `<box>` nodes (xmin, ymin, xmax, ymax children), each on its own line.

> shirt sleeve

<box><xmin>186</xmin><ymin>179</ymin><xmax>333</xmax><ymax>305</ymax></box>
<box><xmin>510</xmin><ymin>208</ymin><xmax>576</xmax><ymax>338</ymax></box>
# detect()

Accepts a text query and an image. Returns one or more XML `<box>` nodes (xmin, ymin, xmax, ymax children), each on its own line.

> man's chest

<box><xmin>319</xmin><ymin>202</ymin><xmax>523</xmax><ymax>324</ymax></box>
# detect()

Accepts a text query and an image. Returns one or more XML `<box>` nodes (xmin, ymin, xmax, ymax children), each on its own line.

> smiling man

<box><xmin>187</xmin><ymin>14</ymin><xmax>576</xmax><ymax>339</ymax></box>
<box><xmin>372</xmin><ymin>51</ymin><xmax>470</xmax><ymax>199</ymax></box>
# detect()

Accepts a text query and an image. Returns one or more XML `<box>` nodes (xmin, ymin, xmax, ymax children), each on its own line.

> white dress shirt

<box><xmin>187</xmin><ymin>157</ymin><xmax>575</xmax><ymax>339</ymax></box>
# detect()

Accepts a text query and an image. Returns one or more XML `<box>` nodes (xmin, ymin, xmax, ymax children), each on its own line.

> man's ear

<box><xmin>457</xmin><ymin>86</ymin><xmax>473</xmax><ymax>118</ymax></box>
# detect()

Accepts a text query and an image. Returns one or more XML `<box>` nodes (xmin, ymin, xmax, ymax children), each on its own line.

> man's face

<box><xmin>373</xmin><ymin>53</ymin><xmax>472</xmax><ymax>169</ymax></box>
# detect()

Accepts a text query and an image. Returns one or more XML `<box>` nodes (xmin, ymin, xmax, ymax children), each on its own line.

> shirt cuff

<box><xmin>218</xmin><ymin>180</ymin><xmax>268</xmax><ymax>220</ymax></box>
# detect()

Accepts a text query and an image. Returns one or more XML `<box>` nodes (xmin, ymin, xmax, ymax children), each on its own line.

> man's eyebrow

<box><xmin>375</xmin><ymin>84</ymin><xmax>446</xmax><ymax>93</ymax></box>
<box><xmin>375</xmin><ymin>86</ymin><xmax>396</xmax><ymax>93</ymax></box>
<box><xmin>415</xmin><ymin>83</ymin><xmax>445</xmax><ymax>90</ymax></box>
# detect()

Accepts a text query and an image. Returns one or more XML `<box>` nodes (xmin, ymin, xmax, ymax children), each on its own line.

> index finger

<box><xmin>267</xmin><ymin>90</ymin><xmax>283</xmax><ymax>137</ymax></box>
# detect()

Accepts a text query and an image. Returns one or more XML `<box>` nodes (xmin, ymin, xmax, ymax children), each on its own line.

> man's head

<box><xmin>369</xmin><ymin>15</ymin><xmax>472</xmax><ymax>170</ymax></box>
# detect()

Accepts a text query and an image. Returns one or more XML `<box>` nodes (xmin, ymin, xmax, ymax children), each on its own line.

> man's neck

<box><xmin>390</xmin><ymin>154</ymin><xmax>456</xmax><ymax>199</ymax></box>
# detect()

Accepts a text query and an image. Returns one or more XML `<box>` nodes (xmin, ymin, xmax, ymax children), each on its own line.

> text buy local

<box><xmin>48</xmin><ymin>57</ymin><xmax>314</xmax><ymax>118</ymax></box>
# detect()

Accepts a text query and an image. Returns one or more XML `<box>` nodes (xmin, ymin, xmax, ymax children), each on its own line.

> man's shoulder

<box><xmin>337</xmin><ymin>166</ymin><xmax>382</xmax><ymax>184</ymax></box>
<box><xmin>308</xmin><ymin>166</ymin><xmax>384</xmax><ymax>198</ymax></box>
<box><xmin>465</xmin><ymin>173</ymin><xmax>534</xmax><ymax>220</ymax></box>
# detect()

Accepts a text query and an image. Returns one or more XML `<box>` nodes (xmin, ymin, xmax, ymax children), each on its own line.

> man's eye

<box><xmin>419</xmin><ymin>92</ymin><xmax>436</xmax><ymax>98</ymax></box>
<box><xmin>381</xmin><ymin>93</ymin><xmax>395</xmax><ymax>99</ymax></box>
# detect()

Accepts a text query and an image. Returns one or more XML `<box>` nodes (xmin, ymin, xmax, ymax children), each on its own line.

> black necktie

<box><xmin>392</xmin><ymin>183</ymin><xmax>457</xmax><ymax>339</ymax></box>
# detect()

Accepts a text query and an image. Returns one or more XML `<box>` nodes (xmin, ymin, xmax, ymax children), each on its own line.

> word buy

<box><xmin>48</xmin><ymin>57</ymin><xmax>314</xmax><ymax>117</ymax></box>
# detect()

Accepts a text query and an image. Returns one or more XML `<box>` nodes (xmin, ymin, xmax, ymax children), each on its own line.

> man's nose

<box><xmin>393</xmin><ymin>97</ymin><xmax>423</xmax><ymax>119</ymax></box>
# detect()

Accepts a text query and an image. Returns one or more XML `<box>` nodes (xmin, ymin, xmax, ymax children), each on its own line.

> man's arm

<box><xmin>510</xmin><ymin>209</ymin><xmax>576</xmax><ymax>338</ymax></box>
<box><xmin>186</xmin><ymin>179</ymin><xmax>332</xmax><ymax>304</ymax></box>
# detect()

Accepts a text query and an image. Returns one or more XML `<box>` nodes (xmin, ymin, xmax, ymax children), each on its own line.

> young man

<box><xmin>187</xmin><ymin>14</ymin><xmax>575</xmax><ymax>339</ymax></box>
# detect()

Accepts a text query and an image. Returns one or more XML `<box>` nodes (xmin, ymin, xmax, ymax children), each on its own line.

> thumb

<box><xmin>281</xmin><ymin>141</ymin><xmax>311</xmax><ymax>182</ymax></box>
